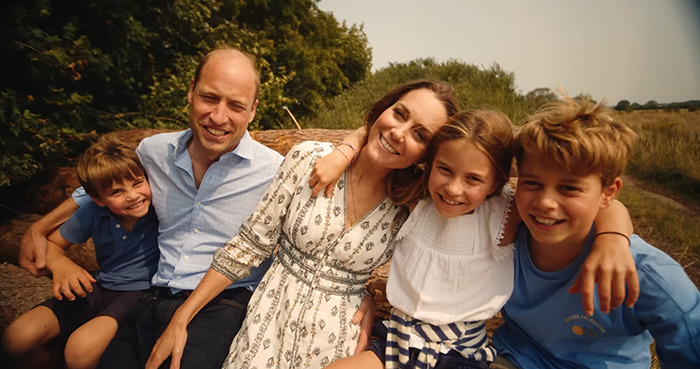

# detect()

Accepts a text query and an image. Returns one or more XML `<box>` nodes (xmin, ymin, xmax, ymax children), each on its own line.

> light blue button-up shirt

<box><xmin>139</xmin><ymin>130</ymin><xmax>283</xmax><ymax>293</ymax></box>
<box><xmin>74</xmin><ymin>129</ymin><xmax>283</xmax><ymax>293</ymax></box>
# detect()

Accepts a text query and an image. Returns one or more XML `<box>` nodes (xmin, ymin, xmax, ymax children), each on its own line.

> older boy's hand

<box><xmin>570</xmin><ymin>233</ymin><xmax>639</xmax><ymax>316</ymax></box>
<box><xmin>351</xmin><ymin>295</ymin><xmax>376</xmax><ymax>354</ymax></box>
<box><xmin>48</xmin><ymin>256</ymin><xmax>96</xmax><ymax>301</ymax></box>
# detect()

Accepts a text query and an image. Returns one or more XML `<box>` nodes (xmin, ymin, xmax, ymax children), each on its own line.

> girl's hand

<box><xmin>48</xmin><ymin>256</ymin><xmax>96</xmax><ymax>301</ymax></box>
<box><xmin>308</xmin><ymin>148</ymin><xmax>351</xmax><ymax>198</ymax></box>
<box><xmin>570</xmin><ymin>232</ymin><xmax>639</xmax><ymax>316</ymax></box>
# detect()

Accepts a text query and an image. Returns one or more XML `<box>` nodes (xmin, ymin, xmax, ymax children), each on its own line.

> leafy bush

<box><xmin>307</xmin><ymin>58</ymin><xmax>538</xmax><ymax>130</ymax></box>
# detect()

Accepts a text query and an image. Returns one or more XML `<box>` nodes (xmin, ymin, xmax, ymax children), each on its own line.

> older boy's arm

<box><xmin>571</xmin><ymin>199</ymin><xmax>638</xmax><ymax>316</ymax></box>
<box><xmin>309</xmin><ymin>127</ymin><xmax>366</xmax><ymax>197</ymax></box>
<box><xmin>20</xmin><ymin>196</ymin><xmax>79</xmax><ymax>276</ymax></box>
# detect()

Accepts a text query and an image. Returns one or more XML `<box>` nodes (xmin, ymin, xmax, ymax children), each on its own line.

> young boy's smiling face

<box><xmin>515</xmin><ymin>152</ymin><xmax>619</xmax><ymax>251</ymax></box>
<box><xmin>93</xmin><ymin>175</ymin><xmax>152</xmax><ymax>225</ymax></box>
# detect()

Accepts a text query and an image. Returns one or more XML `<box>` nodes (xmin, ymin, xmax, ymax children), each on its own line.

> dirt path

<box><xmin>621</xmin><ymin>176</ymin><xmax>700</xmax><ymax>288</ymax></box>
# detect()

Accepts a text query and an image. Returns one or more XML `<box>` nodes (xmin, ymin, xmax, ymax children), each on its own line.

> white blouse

<box><xmin>386</xmin><ymin>186</ymin><xmax>515</xmax><ymax>325</ymax></box>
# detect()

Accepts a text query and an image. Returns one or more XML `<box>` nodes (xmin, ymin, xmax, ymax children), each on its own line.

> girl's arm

<box><xmin>572</xmin><ymin>199</ymin><xmax>638</xmax><ymax>316</ymax></box>
<box><xmin>45</xmin><ymin>229</ymin><xmax>96</xmax><ymax>301</ymax></box>
<box><xmin>309</xmin><ymin>127</ymin><xmax>367</xmax><ymax>197</ymax></box>
<box><xmin>145</xmin><ymin>268</ymin><xmax>232</xmax><ymax>369</ymax></box>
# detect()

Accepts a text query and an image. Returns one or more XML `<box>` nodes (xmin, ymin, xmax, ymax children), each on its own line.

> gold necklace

<box><xmin>349</xmin><ymin>167</ymin><xmax>359</xmax><ymax>224</ymax></box>
<box><xmin>348</xmin><ymin>167</ymin><xmax>383</xmax><ymax>225</ymax></box>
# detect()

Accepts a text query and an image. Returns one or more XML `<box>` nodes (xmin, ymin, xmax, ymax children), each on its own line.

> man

<box><xmin>20</xmin><ymin>47</ymin><xmax>284</xmax><ymax>369</ymax></box>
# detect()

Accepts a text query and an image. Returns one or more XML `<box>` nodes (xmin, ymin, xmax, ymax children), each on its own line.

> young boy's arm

<box><xmin>45</xmin><ymin>229</ymin><xmax>96</xmax><ymax>301</ymax></box>
<box><xmin>571</xmin><ymin>199</ymin><xmax>639</xmax><ymax>316</ymax></box>
<box><xmin>309</xmin><ymin>127</ymin><xmax>366</xmax><ymax>197</ymax></box>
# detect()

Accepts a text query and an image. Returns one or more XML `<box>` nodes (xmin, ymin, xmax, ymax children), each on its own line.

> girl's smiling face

<box><xmin>428</xmin><ymin>138</ymin><xmax>498</xmax><ymax>218</ymax></box>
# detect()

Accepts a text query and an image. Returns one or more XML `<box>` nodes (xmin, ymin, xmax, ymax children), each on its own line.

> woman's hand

<box><xmin>352</xmin><ymin>295</ymin><xmax>377</xmax><ymax>354</ymax></box>
<box><xmin>145</xmin><ymin>317</ymin><xmax>190</xmax><ymax>369</ymax></box>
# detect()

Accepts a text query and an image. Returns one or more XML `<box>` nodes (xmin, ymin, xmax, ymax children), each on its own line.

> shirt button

<box><xmin>176</xmin><ymin>275</ymin><xmax>181</xmax><ymax>279</ymax></box>
<box><xmin>193</xmin><ymin>229</ymin><xmax>199</xmax><ymax>233</ymax></box>
<box><xmin>115</xmin><ymin>224</ymin><xmax>121</xmax><ymax>229</ymax></box>
<box><xmin>122</xmin><ymin>235</ymin><xmax>127</xmax><ymax>240</ymax></box>
<box><xmin>196</xmin><ymin>202</ymin><xmax>201</xmax><ymax>206</ymax></box>
<box><xmin>184</xmin><ymin>255</ymin><xmax>190</xmax><ymax>260</ymax></box>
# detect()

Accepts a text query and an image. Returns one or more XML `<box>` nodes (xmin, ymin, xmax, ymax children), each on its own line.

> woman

<box><xmin>145</xmin><ymin>80</ymin><xmax>460</xmax><ymax>369</ymax></box>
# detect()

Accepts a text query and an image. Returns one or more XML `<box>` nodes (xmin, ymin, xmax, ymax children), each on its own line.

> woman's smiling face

<box><xmin>363</xmin><ymin>89</ymin><xmax>449</xmax><ymax>170</ymax></box>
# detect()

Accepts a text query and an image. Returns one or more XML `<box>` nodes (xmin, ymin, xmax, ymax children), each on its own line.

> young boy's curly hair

<box><xmin>515</xmin><ymin>95</ymin><xmax>637</xmax><ymax>187</ymax></box>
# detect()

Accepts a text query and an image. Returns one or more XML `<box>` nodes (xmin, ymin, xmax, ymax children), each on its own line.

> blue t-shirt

<box><xmin>59</xmin><ymin>200</ymin><xmax>160</xmax><ymax>291</ymax></box>
<box><xmin>492</xmin><ymin>225</ymin><xmax>700</xmax><ymax>369</ymax></box>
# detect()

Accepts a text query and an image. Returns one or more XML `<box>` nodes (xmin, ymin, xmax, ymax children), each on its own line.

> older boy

<box><xmin>490</xmin><ymin>97</ymin><xmax>700</xmax><ymax>368</ymax></box>
<box><xmin>2</xmin><ymin>136</ymin><xmax>160</xmax><ymax>369</ymax></box>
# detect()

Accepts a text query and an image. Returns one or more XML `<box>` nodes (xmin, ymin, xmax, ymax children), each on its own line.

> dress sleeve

<box><xmin>211</xmin><ymin>141</ymin><xmax>331</xmax><ymax>282</ymax></box>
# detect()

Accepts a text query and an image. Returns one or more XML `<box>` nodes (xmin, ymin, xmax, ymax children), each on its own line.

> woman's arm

<box><xmin>309</xmin><ymin>127</ymin><xmax>367</xmax><ymax>198</ymax></box>
<box><xmin>145</xmin><ymin>268</ymin><xmax>232</xmax><ymax>369</ymax></box>
<box><xmin>571</xmin><ymin>199</ymin><xmax>638</xmax><ymax>316</ymax></box>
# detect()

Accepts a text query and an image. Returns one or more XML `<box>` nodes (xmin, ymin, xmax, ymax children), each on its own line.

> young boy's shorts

<box><xmin>367</xmin><ymin>321</ymin><xmax>490</xmax><ymax>369</ymax></box>
<box><xmin>39</xmin><ymin>282</ymin><xmax>146</xmax><ymax>342</ymax></box>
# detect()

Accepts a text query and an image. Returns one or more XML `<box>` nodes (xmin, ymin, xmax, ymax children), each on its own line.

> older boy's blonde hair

<box><xmin>515</xmin><ymin>95</ymin><xmax>636</xmax><ymax>187</ymax></box>
<box><xmin>77</xmin><ymin>135</ymin><xmax>146</xmax><ymax>199</ymax></box>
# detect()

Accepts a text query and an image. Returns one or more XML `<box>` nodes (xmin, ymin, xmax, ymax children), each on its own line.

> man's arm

<box><xmin>20</xmin><ymin>196</ymin><xmax>79</xmax><ymax>276</ymax></box>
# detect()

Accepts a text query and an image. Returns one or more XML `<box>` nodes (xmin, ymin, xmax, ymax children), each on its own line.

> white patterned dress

<box><xmin>212</xmin><ymin>141</ymin><xmax>405</xmax><ymax>369</ymax></box>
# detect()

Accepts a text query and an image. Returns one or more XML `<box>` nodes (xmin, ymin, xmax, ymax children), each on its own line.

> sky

<box><xmin>317</xmin><ymin>0</ymin><xmax>700</xmax><ymax>105</ymax></box>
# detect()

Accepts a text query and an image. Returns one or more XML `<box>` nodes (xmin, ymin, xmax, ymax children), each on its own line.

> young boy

<box><xmin>2</xmin><ymin>135</ymin><xmax>160</xmax><ymax>369</ymax></box>
<box><xmin>490</xmin><ymin>97</ymin><xmax>700</xmax><ymax>368</ymax></box>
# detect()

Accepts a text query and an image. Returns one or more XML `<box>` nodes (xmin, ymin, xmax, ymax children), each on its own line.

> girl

<box><xmin>323</xmin><ymin>110</ymin><xmax>634</xmax><ymax>369</ymax></box>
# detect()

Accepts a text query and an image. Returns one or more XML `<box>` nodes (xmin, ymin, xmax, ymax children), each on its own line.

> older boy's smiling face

<box><xmin>515</xmin><ymin>152</ymin><xmax>614</xmax><ymax>251</ymax></box>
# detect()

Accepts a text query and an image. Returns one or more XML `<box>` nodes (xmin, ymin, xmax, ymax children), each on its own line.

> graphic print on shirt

<box><xmin>563</xmin><ymin>313</ymin><xmax>606</xmax><ymax>339</ymax></box>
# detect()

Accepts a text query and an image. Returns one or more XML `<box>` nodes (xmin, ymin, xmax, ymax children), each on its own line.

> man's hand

<box><xmin>352</xmin><ymin>295</ymin><xmax>376</xmax><ymax>354</ymax></box>
<box><xmin>48</xmin><ymin>256</ymin><xmax>96</xmax><ymax>301</ymax></box>
<box><xmin>19</xmin><ymin>196</ymin><xmax>79</xmax><ymax>276</ymax></box>
<box><xmin>19</xmin><ymin>227</ymin><xmax>50</xmax><ymax>277</ymax></box>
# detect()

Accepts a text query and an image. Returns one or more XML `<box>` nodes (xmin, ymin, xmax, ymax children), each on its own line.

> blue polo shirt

<box><xmin>58</xmin><ymin>200</ymin><xmax>160</xmax><ymax>291</ymax></box>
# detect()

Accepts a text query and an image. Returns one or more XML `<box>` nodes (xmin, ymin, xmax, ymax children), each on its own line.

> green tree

<box><xmin>524</xmin><ymin>87</ymin><xmax>558</xmax><ymax>110</ymax></box>
<box><xmin>1</xmin><ymin>0</ymin><xmax>371</xmax><ymax>192</ymax></box>
<box><xmin>614</xmin><ymin>100</ymin><xmax>631</xmax><ymax>111</ymax></box>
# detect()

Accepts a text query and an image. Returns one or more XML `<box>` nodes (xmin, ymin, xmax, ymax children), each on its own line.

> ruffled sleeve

<box><xmin>488</xmin><ymin>185</ymin><xmax>515</xmax><ymax>262</ymax></box>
